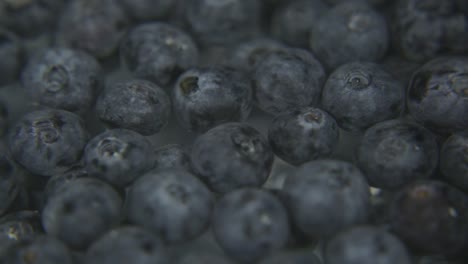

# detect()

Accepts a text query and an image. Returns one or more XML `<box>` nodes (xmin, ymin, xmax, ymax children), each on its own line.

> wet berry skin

<box><xmin>126</xmin><ymin>169</ymin><xmax>214</xmax><ymax>243</ymax></box>
<box><xmin>21</xmin><ymin>47</ymin><xmax>102</xmax><ymax>116</ymax></box>
<box><xmin>253</xmin><ymin>48</ymin><xmax>325</xmax><ymax>115</ymax></box>
<box><xmin>173</xmin><ymin>67</ymin><xmax>253</xmax><ymax>133</ymax></box>
<box><xmin>357</xmin><ymin>119</ymin><xmax>439</xmax><ymax>190</ymax></box>
<box><xmin>191</xmin><ymin>123</ymin><xmax>274</xmax><ymax>193</ymax></box>
<box><xmin>389</xmin><ymin>180</ymin><xmax>468</xmax><ymax>255</ymax></box>
<box><xmin>407</xmin><ymin>57</ymin><xmax>468</xmax><ymax>134</ymax></box>
<box><xmin>440</xmin><ymin>130</ymin><xmax>468</xmax><ymax>192</ymax></box>
<box><xmin>8</xmin><ymin>109</ymin><xmax>88</xmax><ymax>177</ymax></box>
<box><xmin>321</xmin><ymin>62</ymin><xmax>404</xmax><ymax>132</ymax></box>
<box><xmin>120</xmin><ymin>22</ymin><xmax>199</xmax><ymax>87</ymax></box>
<box><xmin>83</xmin><ymin>129</ymin><xmax>154</xmax><ymax>188</ymax></box>
<box><xmin>41</xmin><ymin>178</ymin><xmax>122</xmax><ymax>250</ymax></box>
<box><xmin>96</xmin><ymin>79</ymin><xmax>171</xmax><ymax>135</ymax></box>
<box><xmin>268</xmin><ymin>107</ymin><xmax>339</xmax><ymax>166</ymax></box>
<box><xmin>212</xmin><ymin>188</ymin><xmax>290</xmax><ymax>263</ymax></box>
<box><xmin>325</xmin><ymin>226</ymin><xmax>412</xmax><ymax>264</ymax></box>
<box><xmin>84</xmin><ymin>226</ymin><xmax>169</xmax><ymax>264</ymax></box>
<box><xmin>282</xmin><ymin>159</ymin><xmax>370</xmax><ymax>240</ymax></box>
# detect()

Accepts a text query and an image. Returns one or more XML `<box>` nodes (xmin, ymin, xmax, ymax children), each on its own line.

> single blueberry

<box><xmin>407</xmin><ymin>57</ymin><xmax>468</xmax><ymax>133</ymax></box>
<box><xmin>310</xmin><ymin>1</ymin><xmax>389</xmax><ymax>70</ymax></box>
<box><xmin>41</xmin><ymin>178</ymin><xmax>122</xmax><ymax>249</ymax></box>
<box><xmin>8</xmin><ymin>109</ymin><xmax>88</xmax><ymax>177</ymax></box>
<box><xmin>96</xmin><ymin>79</ymin><xmax>171</xmax><ymax>135</ymax></box>
<box><xmin>389</xmin><ymin>180</ymin><xmax>468</xmax><ymax>255</ymax></box>
<box><xmin>191</xmin><ymin>122</ymin><xmax>274</xmax><ymax>193</ymax></box>
<box><xmin>440</xmin><ymin>130</ymin><xmax>468</xmax><ymax>192</ymax></box>
<box><xmin>212</xmin><ymin>188</ymin><xmax>291</xmax><ymax>263</ymax></box>
<box><xmin>84</xmin><ymin>129</ymin><xmax>154</xmax><ymax>188</ymax></box>
<box><xmin>84</xmin><ymin>226</ymin><xmax>169</xmax><ymax>264</ymax></box>
<box><xmin>325</xmin><ymin>226</ymin><xmax>412</xmax><ymax>264</ymax></box>
<box><xmin>21</xmin><ymin>47</ymin><xmax>102</xmax><ymax>116</ymax></box>
<box><xmin>120</xmin><ymin>22</ymin><xmax>199</xmax><ymax>87</ymax></box>
<box><xmin>282</xmin><ymin>159</ymin><xmax>370</xmax><ymax>239</ymax></box>
<box><xmin>357</xmin><ymin>119</ymin><xmax>439</xmax><ymax>189</ymax></box>
<box><xmin>322</xmin><ymin>62</ymin><xmax>404</xmax><ymax>131</ymax></box>
<box><xmin>253</xmin><ymin>48</ymin><xmax>325</xmax><ymax>115</ymax></box>
<box><xmin>268</xmin><ymin>107</ymin><xmax>339</xmax><ymax>166</ymax></box>
<box><xmin>126</xmin><ymin>169</ymin><xmax>214</xmax><ymax>243</ymax></box>
<box><xmin>173</xmin><ymin>67</ymin><xmax>253</xmax><ymax>133</ymax></box>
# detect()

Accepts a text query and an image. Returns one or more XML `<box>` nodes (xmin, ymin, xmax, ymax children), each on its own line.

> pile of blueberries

<box><xmin>0</xmin><ymin>0</ymin><xmax>467</xmax><ymax>263</ymax></box>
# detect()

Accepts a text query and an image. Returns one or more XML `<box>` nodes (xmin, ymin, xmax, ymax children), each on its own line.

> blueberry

<box><xmin>95</xmin><ymin>79</ymin><xmax>171</xmax><ymax>135</ymax></box>
<box><xmin>258</xmin><ymin>249</ymin><xmax>321</xmax><ymax>264</ymax></box>
<box><xmin>0</xmin><ymin>210</ymin><xmax>42</xmax><ymax>242</ymax></box>
<box><xmin>393</xmin><ymin>0</ymin><xmax>468</xmax><ymax>62</ymax></box>
<box><xmin>41</xmin><ymin>178</ymin><xmax>122</xmax><ymax>249</ymax></box>
<box><xmin>191</xmin><ymin>123</ymin><xmax>274</xmax><ymax>193</ymax></box>
<box><xmin>0</xmin><ymin>154</ymin><xmax>20</xmax><ymax>216</ymax></box>
<box><xmin>56</xmin><ymin>0</ymin><xmax>129</xmax><ymax>58</ymax></box>
<box><xmin>84</xmin><ymin>226</ymin><xmax>169</xmax><ymax>264</ymax></box>
<box><xmin>0</xmin><ymin>29</ymin><xmax>23</xmax><ymax>86</ymax></box>
<box><xmin>21</xmin><ymin>47</ymin><xmax>102</xmax><ymax>116</ymax></box>
<box><xmin>270</xmin><ymin>0</ymin><xmax>328</xmax><ymax>48</ymax></box>
<box><xmin>310</xmin><ymin>2</ymin><xmax>389</xmax><ymax>70</ymax></box>
<box><xmin>173</xmin><ymin>67</ymin><xmax>253</xmax><ymax>133</ymax></box>
<box><xmin>407</xmin><ymin>57</ymin><xmax>468</xmax><ymax>133</ymax></box>
<box><xmin>120</xmin><ymin>22</ymin><xmax>199</xmax><ymax>87</ymax></box>
<box><xmin>440</xmin><ymin>130</ymin><xmax>468</xmax><ymax>192</ymax></box>
<box><xmin>126</xmin><ymin>169</ymin><xmax>214</xmax><ymax>243</ymax></box>
<box><xmin>268</xmin><ymin>107</ymin><xmax>339</xmax><ymax>166</ymax></box>
<box><xmin>44</xmin><ymin>165</ymin><xmax>89</xmax><ymax>201</ymax></box>
<box><xmin>325</xmin><ymin>226</ymin><xmax>412</xmax><ymax>264</ymax></box>
<box><xmin>389</xmin><ymin>180</ymin><xmax>468</xmax><ymax>255</ymax></box>
<box><xmin>8</xmin><ymin>109</ymin><xmax>88</xmax><ymax>177</ymax></box>
<box><xmin>119</xmin><ymin>0</ymin><xmax>175</xmax><ymax>21</ymax></box>
<box><xmin>152</xmin><ymin>144</ymin><xmax>192</xmax><ymax>172</ymax></box>
<box><xmin>0</xmin><ymin>0</ymin><xmax>66</xmax><ymax>37</ymax></box>
<box><xmin>0</xmin><ymin>235</ymin><xmax>73</xmax><ymax>264</ymax></box>
<box><xmin>253</xmin><ymin>48</ymin><xmax>326</xmax><ymax>115</ymax></box>
<box><xmin>357</xmin><ymin>119</ymin><xmax>439</xmax><ymax>189</ymax></box>
<box><xmin>282</xmin><ymin>159</ymin><xmax>370</xmax><ymax>239</ymax></box>
<box><xmin>321</xmin><ymin>62</ymin><xmax>404</xmax><ymax>132</ymax></box>
<box><xmin>84</xmin><ymin>129</ymin><xmax>153</xmax><ymax>188</ymax></box>
<box><xmin>184</xmin><ymin>0</ymin><xmax>262</xmax><ymax>46</ymax></box>
<box><xmin>228</xmin><ymin>37</ymin><xmax>287</xmax><ymax>72</ymax></box>
<box><xmin>212</xmin><ymin>188</ymin><xmax>290</xmax><ymax>263</ymax></box>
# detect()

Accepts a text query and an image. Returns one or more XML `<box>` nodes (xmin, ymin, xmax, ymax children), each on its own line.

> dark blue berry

<box><xmin>271</xmin><ymin>0</ymin><xmax>328</xmax><ymax>48</ymax></box>
<box><xmin>440</xmin><ymin>130</ymin><xmax>468</xmax><ymax>192</ymax></box>
<box><xmin>173</xmin><ymin>67</ymin><xmax>253</xmax><ymax>133</ymax></box>
<box><xmin>191</xmin><ymin>123</ymin><xmax>274</xmax><ymax>193</ymax></box>
<box><xmin>85</xmin><ymin>226</ymin><xmax>169</xmax><ymax>264</ymax></box>
<box><xmin>0</xmin><ymin>29</ymin><xmax>23</xmax><ymax>86</ymax></box>
<box><xmin>8</xmin><ymin>109</ymin><xmax>88</xmax><ymax>177</ymax></box>
<box><xmin>310</xmin><ymin>2</ymin><xmax>389</xmax><ymax>70</ymax></box>
<box><xmin>212</xmin><ymin>188</ymin><xmax>290</xmax><ymax>263</ymax></box>
<box><xmin>44</xmin><ymin>165</ymin><xmax>89</xmax><ymax>201</ymax></box>
<box><xmin>152</xmin><ymin>144</ymin><xmax>192</xmax><ymax>172</ymax></box>
<box><xmin>96</xmin><ymin>79</ymin><xmax>171</xmax><ymax>135</ymax></box>
<box><xmin>120</xmin><ymin>22</ymin><xmax>199</xmax><ymax>87</ymax></box>
<box><xmin>84</xmin><ymin>129</ymin><xmax>153</xmax><ymax>188</ymax></box>
<box><xmin>268</xmin><ymin>107</ymin><xmax>339</xmax><ymax>166</ymax></box>
<box><xmin>184</xmin><ymin>0</ymin><xmax>262</xmax><ymax>46</ymax></box>
<box><xmin>126</xmin><ymin>169</ymin><xmax>214</xmax><ymax>243</ymax></box>
<box><xmin>357</xmin><ymin>119</ymin><xmax>439</xmax><ymax>189</ymax></box>
<box><xmin>21</xmin><ymin>48</ymin><xmax>102</xmax><ymax>116</ymax></box>
<box><xmin>325</xmin><ymin>226</ymin><xmax>412</xmax><ymax>264</ymax></box>
<box><xmin>253</xmin><ymin>48</ymin><xmax>325</xmax><ymax>115</ymax></box>
<box><xmin>282</xmin><ymin>159</ymin><xmax>370</xmax><ymax>239</ymax></box>
<box><xmin>41</xmin><ymin>178</ymin><xmax>122</xmax><ymax>249</ymax></box>
<box><xmin>321</xmin><ymin>62</ymin><xmax>404</xmax><ymax>131</ymax></box>
<box><xmin>56</xmin><ymin>0</ymin><xmax>129</xmax><ymax>58</ymax></box>
<box><xmin>389</xmin><ymin>180</ymin><xmax>468</xmax><ymax>255</ymax></box>
<box><xmin>407</xmin><ymin>57</ymin><xmax>468</xmax><ymax>133</ymax></box>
